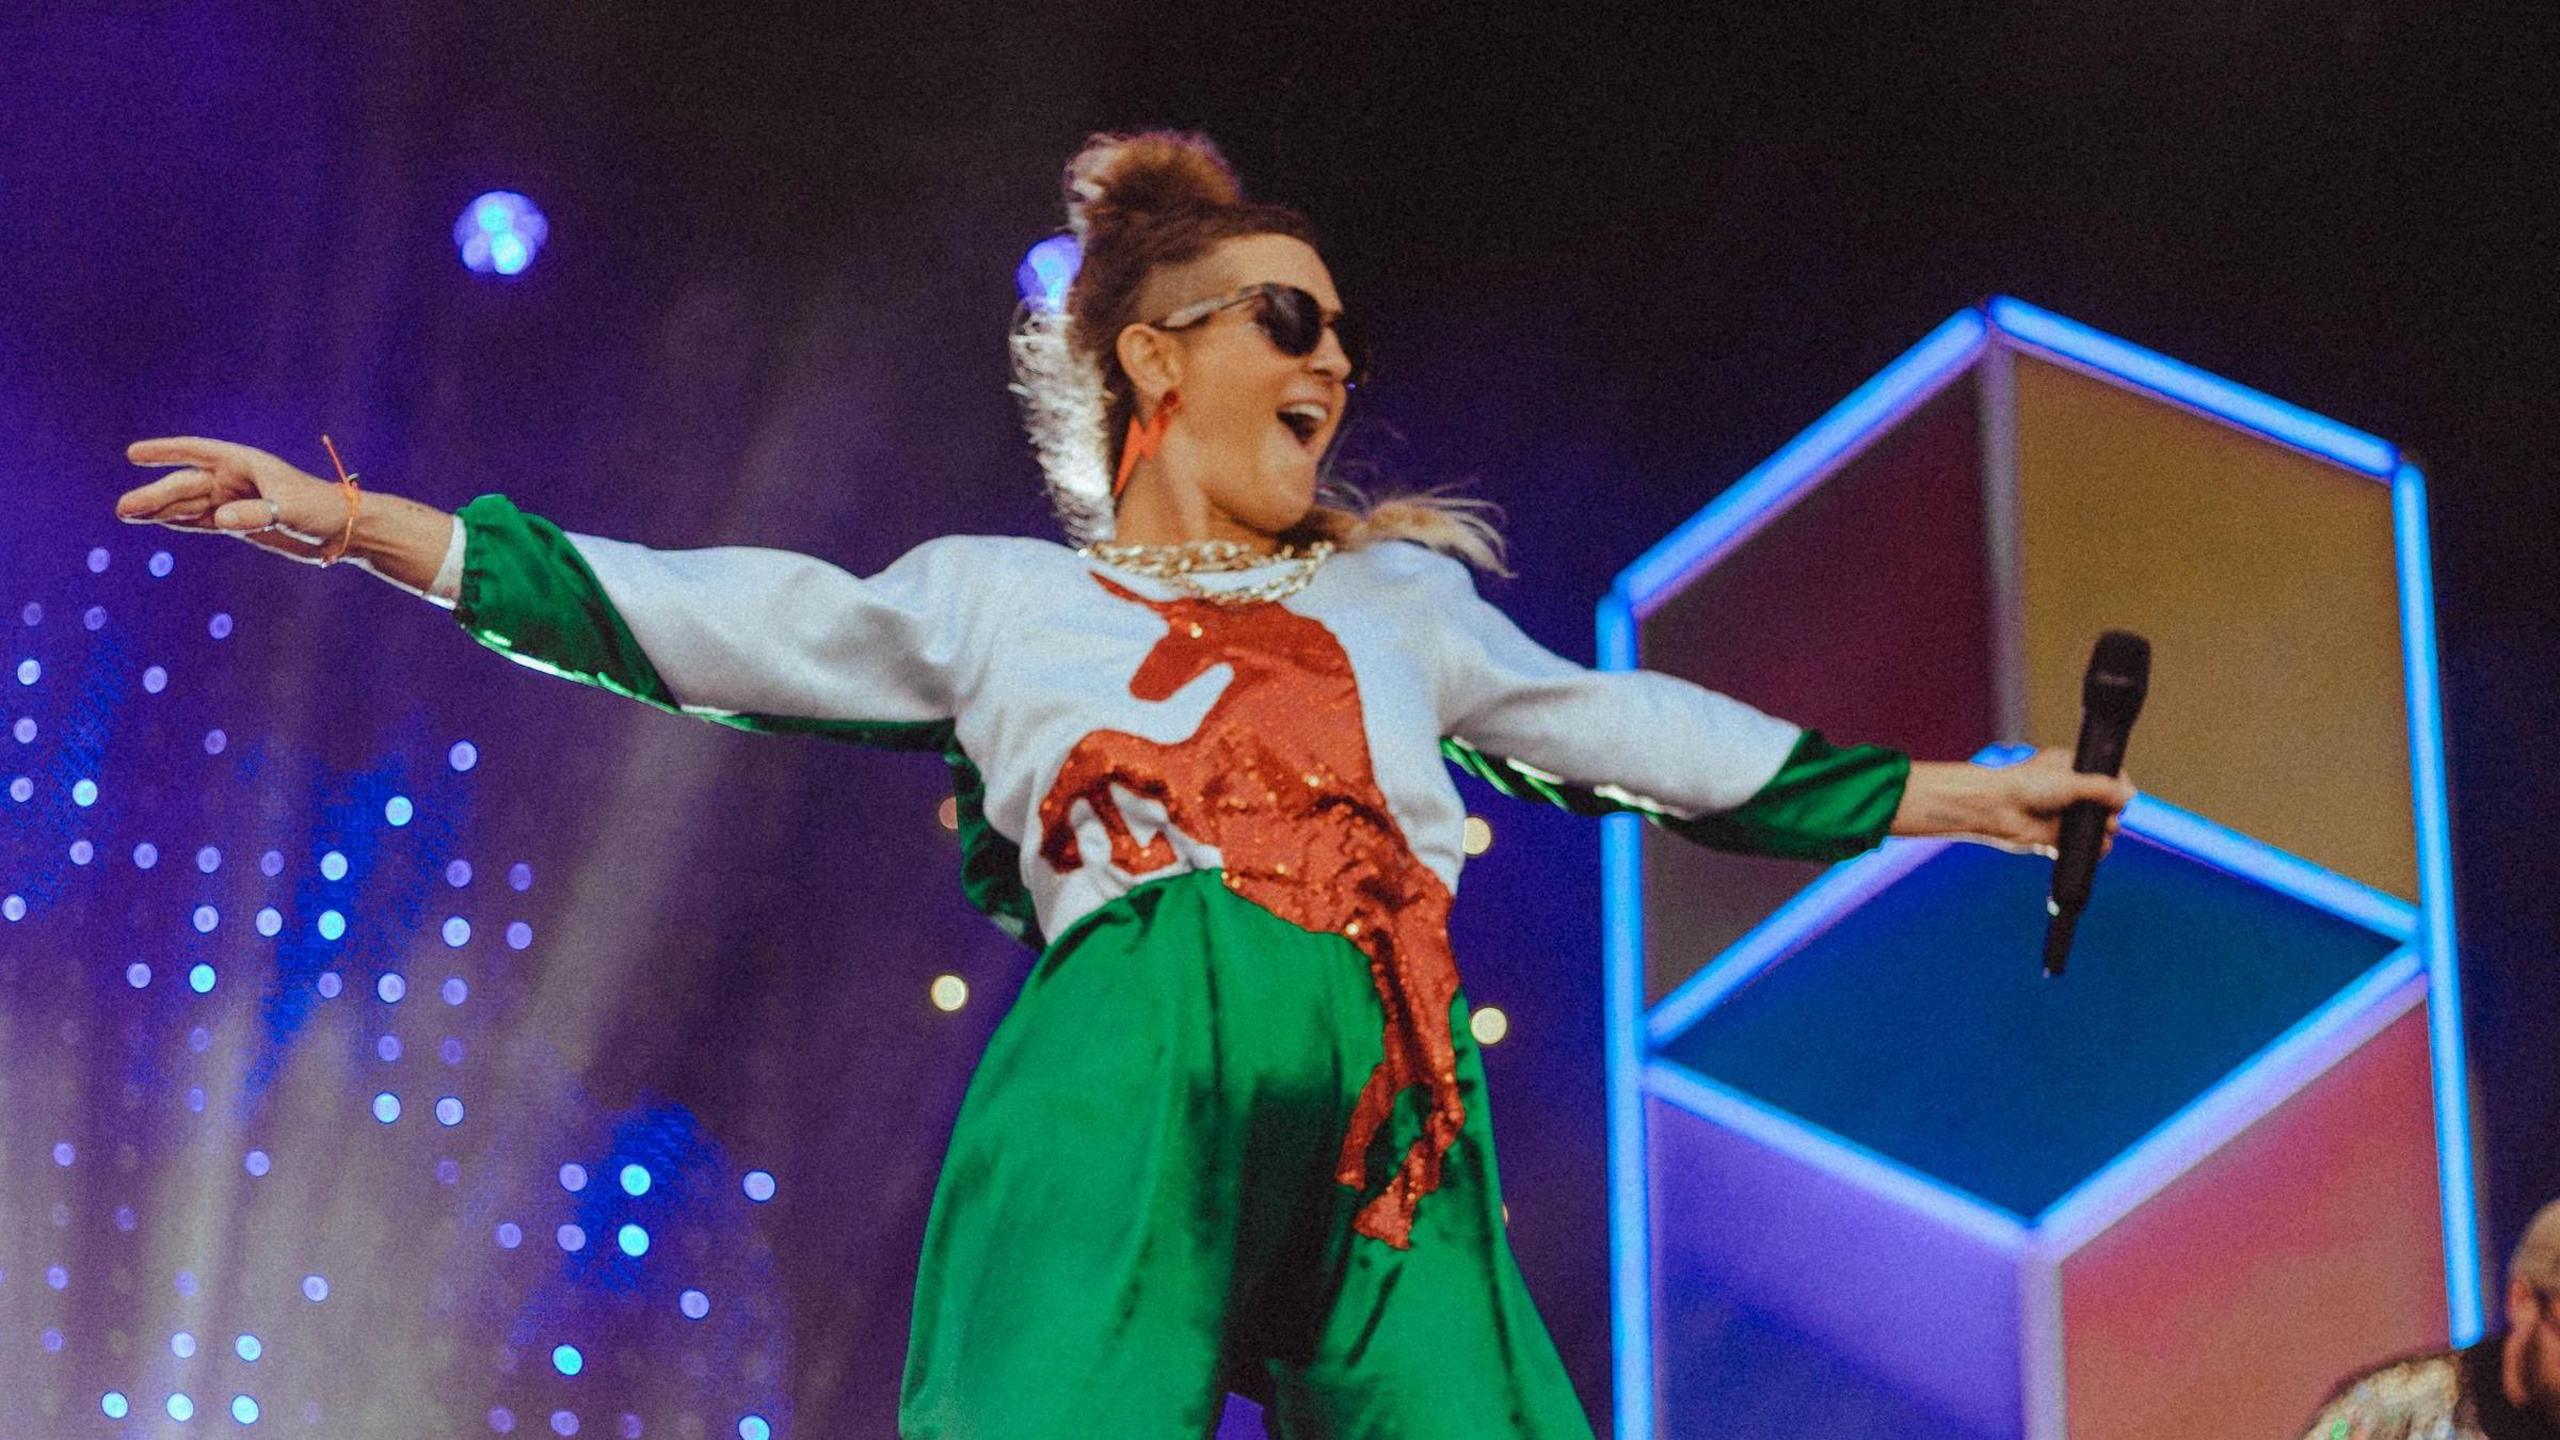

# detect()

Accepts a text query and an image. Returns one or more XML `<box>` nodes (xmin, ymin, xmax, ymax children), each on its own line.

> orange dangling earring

<box><xmin>1112</xmin><ymin>390</ymin><xmax>1180</xmax><ymax>500</ymax></box>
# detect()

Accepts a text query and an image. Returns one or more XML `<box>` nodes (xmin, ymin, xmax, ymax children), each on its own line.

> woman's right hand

<box><xmin>117</xmin><ymin>436</ymin><xmax>350</xmax><ymax>564</ymax></box>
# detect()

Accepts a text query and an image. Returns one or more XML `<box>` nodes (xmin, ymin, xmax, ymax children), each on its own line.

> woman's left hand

<box><xmin>1891</xmin><ymin>747</ymin><xmax>2138</xmax><ymax>858</ymax></box>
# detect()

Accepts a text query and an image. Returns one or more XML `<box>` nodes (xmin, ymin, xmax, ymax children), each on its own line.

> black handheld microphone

<box><xmin>2043</xmin><ymin>630</ymin><xmax>2150</xmax><ymax>977</ymax></box>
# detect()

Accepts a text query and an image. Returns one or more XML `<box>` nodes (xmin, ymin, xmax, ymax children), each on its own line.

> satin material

<box><xmin>900</xmin><ymin>871</ymin><xmax>1594</xmax><ymax>1439</ymax></box>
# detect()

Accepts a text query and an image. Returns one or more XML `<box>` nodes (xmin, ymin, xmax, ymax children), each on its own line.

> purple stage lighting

<box><xmin>1015</xmin><ymin>234</ymin><xmax>1080</xmax><ymax>312</ymax></box>
<box><xmin>456</xmin><ymin>192</ymin><xmax>550</xmax><ymax>277</ymax></box>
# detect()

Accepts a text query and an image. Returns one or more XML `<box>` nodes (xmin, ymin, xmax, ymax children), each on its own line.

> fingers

<box><xmin>126</xmin><ymin>436</ymin><xmax>268</xmax><ymax>471</ymax></box>
<box><xmin>210</xmin><ymin>496</ymin><xmax>281</xmax><ymax>533</ymax></box>
<box><xmin>117</xmin><ymin>468</ymin><xmax>229</xmax><ymax>525</ymax></box>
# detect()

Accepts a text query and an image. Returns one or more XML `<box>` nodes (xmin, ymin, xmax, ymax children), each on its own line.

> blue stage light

<box><xmin>372</xmin><ymin>1093</ymin><xmax>401</xmax><ymax>1124</ymax></box>
<box><xmin>256</xmin><ymin>908</ymin><xmax>282</xmax><ymax>937</ymax></box>
<box><xmin>2</xmin><ymin>895</ymin><xmax>22</xmax><ymax>922</ymax></box>
<box><xmin>496</xmin><ymin>1222</ymin><xmax>522</xmax><ymax>1249</ymax></box>
<box><xmin>192</xmin><ymin>907</ymin><xmax>218</xmax><ymax>935</ymax></box>
<box><xmin>260</xmin><ymin>849</ymin><xmax>283</xmax><ymax>876</ymax></box>
<box><xmin>232</xmin><ymin>1395</ymin><xmax>260</xmax><ymax>1424</ymax></box>
<box><xmin>376</xmin><ymin>1036</ymin><xmax>401</xmax><ymax>1062</ymax></box>
<box><xmin>740</xmin><ymin>1416</ymin><xmax>771</xmax><ymax>1440</ymax></box>
<box><xmin>316</xmin><ymin>972</ymin><xmax>342</xmax><ymax>998</ymax></box>
<box><xmin>379</xmin><ymin>973</ymin><xmax>407</xmax><ymax>1003</ymax></box>
<box><xmin>167</xmin><ymin>1393</ymin><xmax>194</xmax><ymax>1422</ymax></box>
<box><xmin>321</xmin><ymin>850</ymin><xmax>348</xmax><ymax>881</ymax></box>
<box><xmin>143</xmin><ymin>664</ymin><xmax>167</xmax><ymax>693</ymax></box>
<box><xmin>13</xmin><ymin>717</ymin><xmax>34</xmax><ymax>742</ymax></box>
<box><xmin>301</xmin><ymin>1274</ymin><xmax>328</xmax><ymax>1302</ymax></box>
<box><xmin>444</xmin><ymin>977</ymin><xmax>469</xmax><ymax>1005</ymax></box>
<box><xmin>101</xmin><ymin>1392</ymin><xmax>129</xmax><ymax>1419</ymax></box>
<box><xmin>680</xmin><ymin>1289</ymin><xmax>710</xmax><ymax>1320</ymax></box>
<box><xmin>447</xmin><ymin>859</ymin><xmax>473</xmax><ymax>887</ymax></box>
<box><xmin>135</xmin><ymin>842</ymin><xmax>158</xmax><ymax>868</ymax></box>
<box><xmin>561</xmin><ymin>1163</ymin><xmax>588</xmax><ymax>1192</ymax></box>
<box><xmin>236</xmin><ymin>1333</ymin><xmax>262</xmax><ymax>1362</ymax></box>
<box><xmin>455</xmin><ymin>192</ymin><xmax>550</xmax><ymax>277</ymax></box>
<box><xmin>189</xmin><ymin>963</ymin><xmax>216</xmax><ymax>993</ymax></box>
<box><xmin>557</xmin><ymin>1224</ymin><xmax>587</xmax><ymax>1253</ymax></box>
<box><xmin>386</xmin><ymin>795</ymin><xmax>414</xmax><ymax>827</ymax></box>
<box><xmin>616</xmin><ymin>1224</ymin><xmax>649</xmax><ymax>1257</ymax></box>
<box><xmin>71</xmin><ymin>840</ymin><xmax>93</xmax><ymax>865</ymax></box>
<box><xmin>148</xmin><ymin>550</ymin><xmax>174</xmax><ymax>578</ymax></box>
<box><xmin>437</xmin><ymin>1097</ymin><xmax>464</xmax><ymax>1126</ymax></box>
<box><xmin>443</xmin><ymin>917</ymin><xmax>471</xmax><ymax>947</ymax></box>
<box><xmin>209</xmin><ymin>612</ymin><xmax>233</xmax><ymax>639</ymax></box>
<box><xmin>507</xmin><ymin>921</ymin><xmax>534</xmax><ymax>950</ymax></box>
<box><xmin>510</xmin><ymin>862</ymin><xmax>534</xmax><ymax>891</ymax></box>
<box><xmin>72</xmin><ymin>778</ymin><xmax>96</xmax><ymax>806</ymax></box>
<box><xmin>52</xmin><ymin>1142</ymin><xmax>73</xmax><ymax>1166</ymax></box>
<box><xmin>197</xmin><ymin>845</ymin><xmax>221</xmax><ymax>873</ymax></box>
<box><xmin>450</xmin><ymin>740</ymin><xmax>478</xmax><ymax>771</ymax></box>
<box><xmin>246</xmin><ymin>1150</ymin><xmax>270</xmax><ymax>1177</ymax></box>
<box><xmin>743</xmin><ymin>1170</ymin><xmax>776</xmax><ymax>1203</ymax></box>
<box><xmin>173</xmin><ymin>1330</ymin><xmax>197</xmax><ymax>1357</ymax></box>
<box><xmin>13</xmin><ymin>658</ymin><xmax>35</xmax><ymax>685</ymax></box>
<box><xmin>318</xmin><ymin>910</ymin><xmax>346</xmax><ymax>941</ymax></box>
<box><xmin>7</xmin><ymin>777</ymin><xmax>29</xmax><ymax>803</ymax></box>
<box><xmin>619</xmin><ymin>1163</ymin><xmax>650</xmax><ymax>1197</ymax></box>
<box><xmin>552</xmin><ymin>1344</ymin><xmax>583</xmax><ymax>1376</ymax></box>
<box><xmin>551</xmin><ymin>1411</ymin><xmax>580</xmax><ymax>1437</ymax></box>
<box><xmin>1016</xmin><ymin>234</ymin><xmax>1082</xmax><ymax>312</ymax></box>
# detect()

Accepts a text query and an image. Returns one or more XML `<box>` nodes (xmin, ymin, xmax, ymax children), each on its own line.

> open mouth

<box><xmin>1277</xmin><ymin>402</ymin><xmax>1330</xmax><ymax>449</ymax></box>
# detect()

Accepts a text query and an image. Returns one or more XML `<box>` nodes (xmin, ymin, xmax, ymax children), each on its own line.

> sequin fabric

<box><xmin>1037</xmin><ymin>573</ymin><xmax>1463</xmax><ymax>1248</ymax></box>
<box><xmin>2300</xmin><ymin>1348</ymin><xmax>2490</xmax><ymax>1440</ymax></box>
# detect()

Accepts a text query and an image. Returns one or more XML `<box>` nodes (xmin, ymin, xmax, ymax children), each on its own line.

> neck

<box><xmin>1112</xmin><ymin>458</ymin><xmax>1278</xmax><ymax>552</ymax></box>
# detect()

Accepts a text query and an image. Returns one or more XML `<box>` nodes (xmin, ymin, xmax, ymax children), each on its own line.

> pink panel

<box><xmin>2058</xmin><ymin>1005</ymin><xmax>2448</xmax><ymax>1440</ymax></box>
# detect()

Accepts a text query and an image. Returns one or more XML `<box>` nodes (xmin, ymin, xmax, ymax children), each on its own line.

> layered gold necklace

<box><xmin>1080</xmin><ymin>538</ymin><xmax>1335</xmax><ymax>605</ymax></box>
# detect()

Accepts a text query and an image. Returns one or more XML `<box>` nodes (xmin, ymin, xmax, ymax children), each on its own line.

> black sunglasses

<box><xmin>1151</xmin><ymin>283</ymin><xmax>1369</xmax><ymax>388</ymax></box>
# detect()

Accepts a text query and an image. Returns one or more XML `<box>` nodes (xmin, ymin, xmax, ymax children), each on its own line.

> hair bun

<box><xmin>1063</xmin><ymin>130</ymin><xmax>1245</xmax><ymax>239</ymax></box>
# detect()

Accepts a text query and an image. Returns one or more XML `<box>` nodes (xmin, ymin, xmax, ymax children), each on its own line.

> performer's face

<box><xmin>1124</xmin><ymin>233</ymin><xmax>1353</xmax><ymax>540</ymax></box>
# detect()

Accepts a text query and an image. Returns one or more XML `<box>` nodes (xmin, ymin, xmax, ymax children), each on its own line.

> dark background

<box><xmin>2</xmin><ymin>2</ymin><xmax>2552</xmax><ymax>1430</ymax></box>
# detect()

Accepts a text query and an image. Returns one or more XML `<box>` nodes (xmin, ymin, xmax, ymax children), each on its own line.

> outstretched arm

<box><xmin>119</xmin><ymin>436</ymin><xmax>458</xmax><ymax>598</ymax></box>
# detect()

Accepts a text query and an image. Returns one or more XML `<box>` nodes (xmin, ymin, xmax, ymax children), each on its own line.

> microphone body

<box><xmin>2043</xmin><ymin>631</ymin><xmax>2150</xmax><ymax>976</ymax></box>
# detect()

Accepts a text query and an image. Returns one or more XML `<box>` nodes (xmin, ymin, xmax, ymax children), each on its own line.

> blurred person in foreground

<box><xmin>2302</xmin><ymin>1199</ymin><xmax>2560</xmax><ymax>1440</ymax></box>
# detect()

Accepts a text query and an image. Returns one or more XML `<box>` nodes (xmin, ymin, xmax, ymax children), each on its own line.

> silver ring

<box><xmin>258</xmin><ymin>498</ymin><xmax>281</xmax><ymax>533</ymax></box>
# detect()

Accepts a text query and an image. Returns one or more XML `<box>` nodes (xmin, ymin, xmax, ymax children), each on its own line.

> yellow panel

<box><xmin>2013</xmin><ymin>357</ymin><xmax>2415</xmax><ymax>899</ymax></box>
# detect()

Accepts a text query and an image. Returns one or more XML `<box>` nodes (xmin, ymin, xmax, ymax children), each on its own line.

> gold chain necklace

<box><xmin>1080</xmin><ymin>539</ymin><xmax>1335</xmax><ymax>605</ymax></box>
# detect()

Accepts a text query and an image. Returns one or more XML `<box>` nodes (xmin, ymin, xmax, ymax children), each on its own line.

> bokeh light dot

<box><xmin>102</xmin><ymin>1392</ymin><xmax>129</xmax><ymax>1419</ymax></box>
<box><xmin>560</xmin><ymin>1162</ymin><xmax>588</xmax><ymax>1192</ymax></box>
<box><xmin>301</xmin><ymin>1275</ymin><xmax>328</xmax><ymax>1302</ymax></box>
<box><xmin>192</xmin><ymin>907</ymin><xmax>218</xmax><ymax>935</ymax></box>
<box><xmin>46</xmin><ymin>1264</ymin><xmax>67</xmax><ymax>1289</ymax></box>
<box><xmin>18</xmin><ymin>601</ymin><xmax>37</xmax><ymax>625</ymax></box>
<box><xmin>204</xmin><ymin>727</ymin><xmax>227</xmax><ymax>754</ymax></box>
<box><xmin>1469</xmin><ymin>1005</ymin><xmax>1510</xmax><ymax>1045</ymax></box>
<box><xmin>507</xmin><ymin>921</ymin><xmax>533</xmax><ymax>950</ymax></box>
<box><xmin>3</xmin><ymin>894</ymin><xmax>23</xmax><ymax>922</ymax></box>
<box><xmin>16</xmin><ymin>658</ymin><xmax>38</xmax><ymax>685</ymax></box>
<box><xmin>319</xmin><ymin>850</ymin><xmax>348</xmax><ymax>881</ymax></box>
<box><xmin>446</xmin><ymin>859</ymin><xmax>473</xmax><ymax>887</ymax></box>
<box><xmin>245</xmin><ymin>1150</ymin><xmax>270</xmax><ymax>1177</ymax></box>
<box><xmin>372</xmin><ymin>1093</ymin><xmax>400</xmax><ymax>1124</ymax></box>
<box><xmin>142</xmin><ymin>665</ymin><xmax>168</xmax><ymax>693</ymax></box>
<box><xmin>72</xmin><ymin>778</ymin><xmax>97</xmax><ymax>806</ymax></box>
<box><xmin>12</xmin><ymin>717</ymin><xmax>32</xmax><ymax>742</ymax></box>
<box><xmin>189</xmin><ymin>962</ymin><xmax>216</xmax><ymax>993</ymax></box>
<box><xmin>553</xmin><ymin>1344</ymin><xmax>583</xmax><ymax>1376</ymax></box>
<box><xmin>375</xmin><ymin>1035</ymin><xmax>401</xmax><ymax>1062</ymax></box>
<box><xmin>616</xmin><ymin>1224</ymin><xmax>649</xmax><ymax>1257</ymax></box>
<box><xmin>8</xmin><ymin>776</ymin><xmax>29</xmax><ymax>803</ymax></box>
<box><xmin>443</xmin><ymin>916</ymin><xmax>471</xmax><ymax>947</ymax></box>
<box><xmin>496</xmin><ymin>1222</ymin><xmax>523</xmax><ymax>1250</ymax></box>
<box><xmin>83</xmin><ymin>604</ymin><xmax>106</xmax><ymax>629</ymax></box>
<box><xmin>115</xmin><ymin>1205</ymin><xmax>138</xmax><ymax>1231</ymax></box>
<box><xmin>53</xmin><ymin>1141</ymin><xmax>74</xmax><ymax>1166</ymax></box>
<box><xmin>41</xmin><ymin>1326</ymin><xmax>62</xmax><ymax>1350</ymax></box>
<box><xmin>148</xmin><ymin>550</ymin><xmax>174</xmax><ymax>578</ymax></box>
<box><xmin>509</xmin><ymin>862</ymin><xmax>533</xmax><ymax>891</ymax></box>
<box><xmin>232</xmin><ymin>1395</ymin><xmax>260</xmax><ymax>1424</ymax></box>
<box><xmin>236</xmin><ymin>1334</ymin><xmax>263</xmax><ymax>1362</ymax></box>
<box><xmin>436</xmin><ymin>1097</ymin><xmax>464</xmax><ymax>1127</ymax></box>
<box><xmin>492</xmin><ymin>1408</ymin><xmax>517</xmax><ymax>1433</ymax></box>
<box><xmin>557</xmin><ymin>1224</ymin><xmax>587</xmax><ymax>1253</ymax></box>
<box><xmin>378</xmin><ymin>973</ymin><xmax>407</xmax><ymax>1003</ymax></box>
<box><xmin>440</xmin><ymin>1036</ymin><xmax>465</xmax><ymax>1065</ymax></box>
<box><xmin>255</xmin><ymin>907</ymin><xmax>281</xmax><ymax>937</ymax></box>
<box><xmin>385</xmin><ymin>795</ymin><xmax>413</xmax><ymax>826</ymax></box>
<box><xmin>316</xmin><ymin>971</ymin><xmax>342</xmax><ymax>998</ymax></box>
<box><xmin>70</xmin><ymin>839</ymin><xmax>93</xmax><ymax>865</ymax></box>
<box><xmin>259</xmin><ymin>849</ymin><xmax>283</xmax><ymax>876</ymax></box>
<box><xmin>620</xmin><ymin>1163</ymin><xmax>651</xmax><ymax>1197</ymax></box>
<box><xmin>167</xmin><ymin>1393</ymin><xmax>193</xmax><ymax>1422</ymax></box>
<box><xmin>176</xmin><ymin>1270</ymin><xmax>197</xmax><ymax>1296</ymax></box>
<box><xmin>125</xmin><ymin>962</ymin><xmax>151</xmax><ymax>989</ymax></box>
<box><xmin>86</xmin><ymin>548</ymin><xmax>109</xmax><ymax>574</ymax></box>
<box><xmin>742</xmin><ymin>1170</ymin><xmax>776</xmax><ymax>1203</ymax></box>
<box><xmin>679</xmin><ymin>1290</ymin><xmax>710</xmax><ymax>1320</ymax></box>
<box><xmin>208</xmin><ymin>612</ymin><xmax>233</xmax><ymax>639</ymax></box>
<box><xmin>740</xmin><ymin>1418</ymin><xmax>770</xmax><ymax>1440</ymax></box>
<box><xmin>930</xmin><ymin>975</ymin><xmax>968</xmax><ymax>1012</ymax></box>
<box><xmin>172</xmin><ymin>1330</ymin><xmax>196</xmax><ymax>1358</ymax></box>
<box><xmin>443</xmin><ymin>977</ymin><xmax>469</xmax><ymax>1005</ymax></box>
<box><xmin>318</xmin><ymin>910</ymin><xmax>346</xmax><ymax>941</ymax></box>
<box><xmin>552</xmin><ymin>1412</ymin><xmax>580</xmax><ymax>1438</ymax></box>
<box><xmin>134</xmin><ymin>842</ymin><xmax>158</xmax><ymax>869</ymax></box>
<box><xmin>185</xmin><ymin>1086</ymin><xmax>206</xmax><ymax>1112</ymax></box>
<box><xmin>450</xmin><ymin>740</ymin><xmax>479</xmax><ymax>771</ymax></box>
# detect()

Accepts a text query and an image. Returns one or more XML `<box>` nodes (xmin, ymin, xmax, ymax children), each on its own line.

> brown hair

<box><xmin>1015</xmin><ymin>129</ymin><xmax>1507</xmax><ymax>572</ymax></box>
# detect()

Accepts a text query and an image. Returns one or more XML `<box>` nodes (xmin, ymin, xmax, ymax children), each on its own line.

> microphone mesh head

<box><xmin>2083</xmin><ymin>630</ymin><xmax>2151</xmax><ymax>722</ymax></box>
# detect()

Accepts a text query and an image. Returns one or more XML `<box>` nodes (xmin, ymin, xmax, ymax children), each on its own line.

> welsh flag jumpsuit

<box><xmin>431</xmin><ymin>496</ymin><xmax>1909</xmax><ymax>1439</ymax></box>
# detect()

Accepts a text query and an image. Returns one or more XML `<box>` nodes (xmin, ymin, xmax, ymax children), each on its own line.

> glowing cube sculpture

<box><xmin>1600</xmin><ymin>300</ymin><xmax>2475</xmax><ymax>1440</ymax></box>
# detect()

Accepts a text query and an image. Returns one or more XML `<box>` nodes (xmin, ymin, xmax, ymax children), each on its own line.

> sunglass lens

<box><xmin>1256</xmin><ymin>286</ymin><xmax>1369</xmax><ymax>386</ymax></box>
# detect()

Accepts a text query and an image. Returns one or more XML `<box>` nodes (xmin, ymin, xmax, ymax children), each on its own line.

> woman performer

<box><xmin>117</xmin><ymin>131</ymin><xmax>2132</xmax><ymax>1439</ymax></box>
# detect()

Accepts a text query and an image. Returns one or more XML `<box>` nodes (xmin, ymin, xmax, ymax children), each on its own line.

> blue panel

<box><xmin>1657</xmin><ymin>835</ymin><xmax>2399</xmax><ymax>1215</ymax></box>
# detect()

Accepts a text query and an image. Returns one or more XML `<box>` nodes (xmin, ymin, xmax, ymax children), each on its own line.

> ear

<box><xmin>1116</xmin><ymin>323</ymin><xmax>1185</xmax><ymax>410</ymax></box>
<box><xmin>2511</xmin><ymin>1276</ymin><xmax>2541</xmax><ymax>1335</ymax></box>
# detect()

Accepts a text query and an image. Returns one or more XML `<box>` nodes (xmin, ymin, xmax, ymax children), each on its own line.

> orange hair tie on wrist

<box><xmin>318</xmin><ymin>434</ymin><xmax>362</xmax><ymax>566</ymax></box>
<box><xmin>1111</xmin><ymin>390</ymin><xmax>1179</xmax><ymax>501</ymax></box>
